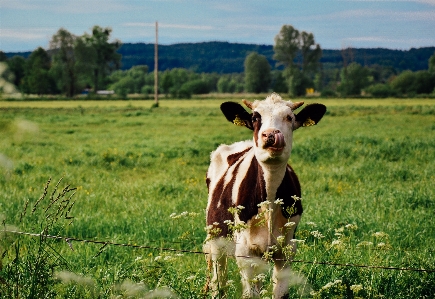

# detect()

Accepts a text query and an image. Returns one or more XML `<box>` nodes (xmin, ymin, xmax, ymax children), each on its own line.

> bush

<box><xmin>320</xmin><ymin>89</ymin><xmax>337</xmax><ymax>98</ymax></box>
<box><xmin>365</xmin><ymin>83</ymin><xmax>396</xmax><ymax>98</ymax></box>
<box><xmin>180</xmin><ymin>79</ymin><xmax>211</xmax><ymax>95</ymax></box>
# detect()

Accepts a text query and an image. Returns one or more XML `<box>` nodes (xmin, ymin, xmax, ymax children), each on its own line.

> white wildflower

<box><xmin>257</xmin><ymin>200</ymin><xmax>270</xmax><ymax>208</ymax></box>
<box><xmin>236</xmin><ymin>205</ymin><xmax>245</xmax><ymax>210</ymax></box>
<box><xmin>277</xmin><ymin>235</ymin><xmax>285</xmax><ymax>244</ymax></box>
<box><xmin>284</xmin><ymin>221</ymin><xmax>296</xmax><ymax>228</ymax></box>
<box><xmin>169</xmin><ymin>213</ymin><xmax>177</xmax><ymax>219</ymax></box>
<box><xmin>291</xmin><ymin>195</ymin><xmax>301</xmax><ymax>201</ymax></box>
<box><xmin>186</xmin><ymin>275</ymin><xmax>196</xmax><ymax>281</ymax></box>
<box><xmin>345</xmin><ymin>223</ymin><xmax>358</xmax><ymax>230</ymax></box>
<box><xmin>306</xmin><ymin>221</ymin><xmax>317</xmax><ymax>227</ymax></box>
<box><xmin>357</xmin><ymin>241</ymin><xmax>373</xmax><ymax>248</ymax></box>
<box><xmin>377</xmin><ymin>242</ymin><xmax>386</xmax><ymax>248</ymax></box>
<box><xmin>154</xmin><ymin>256</ymin><xmax>162</xmax><ymax>261</ymax></box>
<box><xmin>350</xmin><ymin>284</ymin><xmax>363</xmax><ymax>293</ymax></box>
<box><xmin>274</xmin><ymin>198</ymin><xmax>284</xmax><ymax>205</ymax></box>
<box><xmin>331</xmin><ymin>239</ymin><xmax>342</xmax><ymax>247</ymax></box>
<box><xmin>180</xmin><ymin>211</ymin><xmax>188</xmax><ymax>217</ymax></box>
<box><xmin>335</xmin><ymin>226</ymin><xmax>344</xmax><ymax>233</ymax></box>
<box><xmin>372</xmin><ymin>231</ymin><xmax>389</xmax><ymax>238</ymax></box>
<box><xmin>311</xmin><ymin>230</ymin><xmax>324</xmax><ymax>239</ymax></box>
<box><xmin>260</xmin><ymin>289</ymin><xmax>269</xmax><ymax>296</ymax></box>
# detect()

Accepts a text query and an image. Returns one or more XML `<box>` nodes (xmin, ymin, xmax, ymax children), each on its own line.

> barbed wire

<box><xmin>3</xmin><ymin>229</ymin><xmax>435</xmax><ymax>273</ymax></box>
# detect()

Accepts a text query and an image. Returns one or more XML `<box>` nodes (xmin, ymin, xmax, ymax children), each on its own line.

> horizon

<box><xmin>4</xmin><ymin>40</ymin><xmax>435</xmax><ymax>55</ymax></box>
<box><xmin>1</xmin><ymin>0</ymin><xmax>434</xmax><ymax>53</ymax></box>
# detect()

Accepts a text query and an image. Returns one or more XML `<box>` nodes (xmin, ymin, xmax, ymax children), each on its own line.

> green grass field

<box><xmin>1</xmin><ymin>98</ymin><xmax>434</xmax><ymax>298</ymax></box>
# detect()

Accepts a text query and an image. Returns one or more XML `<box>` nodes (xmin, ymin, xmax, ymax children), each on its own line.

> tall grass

<box><xmin>0</xmin><ymin>99</ymin><xmax>434</xmax><ymax>298</ymax></box>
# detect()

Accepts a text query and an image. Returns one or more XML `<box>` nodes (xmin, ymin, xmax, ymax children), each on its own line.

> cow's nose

<box><xmin>262</xmin><ymin>129</ymin><xmax>281</xmax><ymax>146</ymax></box>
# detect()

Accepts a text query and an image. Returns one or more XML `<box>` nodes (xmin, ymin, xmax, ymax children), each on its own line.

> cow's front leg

<box><xmin>235</xmin><ymin>256</ymin><xmax>264</xmax><ymax>298</ymax></box>
<box><xmin>273</xmin><ymin>216</ymin><xmax>300</xmax><ymax>298</ymax></box>
<box><xmin>204</xmin><ymin>238</ymin><xmax>233</xmax><ymax>298</ymax></box>
<box><xmin>235</xmin><ymin>239</ymin><xmax>268</xmax><ymax>298</ymax></box>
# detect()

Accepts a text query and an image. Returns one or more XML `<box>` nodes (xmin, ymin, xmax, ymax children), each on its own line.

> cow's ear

<box><xmin>294</xmin><ymin>103</ymin><xmax>327</xmax><ymax>130</ymax></box>
<box><xmin>220</xmin><ymin>102</ymin><xmax>253</xmax><ymax>130</ymax></box>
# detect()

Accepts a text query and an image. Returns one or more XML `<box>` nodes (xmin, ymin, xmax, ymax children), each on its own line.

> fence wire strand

<box><xmin>3</xmin><ymin>229</ymin><xmax>434</xmax><ymax>273</ymax></box>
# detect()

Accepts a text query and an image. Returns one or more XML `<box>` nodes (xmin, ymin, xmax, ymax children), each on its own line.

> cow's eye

<box><xmin>252</xmin><ymin>113</ymin><xmax>261</xmax><ymax>123</ymax></box>
<box><xmin>286</xmin><ymin>115</ymin><xmax>293</xmax><ymax>122</ymax></box>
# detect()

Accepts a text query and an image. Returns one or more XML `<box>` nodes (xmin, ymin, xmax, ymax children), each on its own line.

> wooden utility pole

<box><xmin>154</xmin><ymin>21</ymin><xmax>159</xmax><ymax>105</ymax></box>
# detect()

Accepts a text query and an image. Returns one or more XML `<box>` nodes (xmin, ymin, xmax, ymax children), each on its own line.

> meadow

<box><xmin>0</xmin><ymin>97</ymin><xmax>434</xmax><ymax>298</ymax></box>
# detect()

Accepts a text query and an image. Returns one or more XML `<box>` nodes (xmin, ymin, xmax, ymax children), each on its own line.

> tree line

<box><xmin>1</xmin><ymin>24</ymin><xmax>435</xmax><ymax>98</ymax></box>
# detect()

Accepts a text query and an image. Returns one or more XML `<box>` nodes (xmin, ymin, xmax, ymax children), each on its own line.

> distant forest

<box><xmin>6</xmin><ymin>42</ymin><xmax>435</xmax><ymax>74</ymax></box>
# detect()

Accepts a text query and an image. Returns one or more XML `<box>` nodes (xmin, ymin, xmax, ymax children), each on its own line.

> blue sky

<box><xmin>1</xmin><ymin>0</ymin><xmax>434</xmax><ymax>52</ymax></box>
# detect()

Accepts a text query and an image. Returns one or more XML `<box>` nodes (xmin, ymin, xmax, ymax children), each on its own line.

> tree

<box><xmin>7</xmin><ymin>56</ymin><xmax>26</xmax><ymax>89</ymax></box>
<box><xmin>22</xmin><ymin>47</ymin><xmax>56</xmax><ymax>95</ymax></box>
<box><xmin>0</xmin><ymin>51</ymin><xmax>7</xmax><ymax>62</ymax></box>
<box><xmin>390</xmin><ymin>70</ymin><xmax>416</xmax><ymax>95</ymax></box>
<box><xmin>83</xmin><ymin>26</ymin><xmax>121</xmax><ymax>92</ymax></box>
<box><xmin>244</xmin><ymin>52</ymin><xmax>271</xmax><ymax>93</ymax></box>
<box><xmin>0</xmin><ymin>62</ymin><xmax>18</xmax><ymax>94</ymax></box>
<box><xmin>429</xmin><ymin>52</ymin><xmax>435</xmax><ymax>74</ymax></box>
<box><xmin>160</xmin><ymin>71</ymin><xmax>173</xmax><ymax>97</ymax></box>
<box><xmin>49</xmin><ymin>28</ymin><xmax>78</xmax><ymax>97</ymax></box>
<box><xmin>337</xmin><ymin>62</ymin><xmax>370</xmax><ymax>96</ymax></box>
<box><xmin>273</xmin><ymin>25</ymin><xmax>322</xmax><ymax>96</ymax></box>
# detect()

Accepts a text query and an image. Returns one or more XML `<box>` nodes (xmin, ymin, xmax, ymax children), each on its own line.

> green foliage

<box><xmin>21</xmin><ymin>48</ymin><xmax>56</xmax><ymax>95</ymax></box>
<box><xmin>338</xmin><ymin>63</ymin><xmax>370</xmax><ymax>96</ymax></box>
<box><xmin>270</xmin><ymin>70</ymin><xmax>288</xmax><ymax>93</ymax></box>
<box><xmin>6</xmin><ymin>56</ymin><xmax>26</xmax><ymax>89</ymax></box>
<box><xmin>428</xmin><ymin>51</ymin><xmax>435</xmax><ymax>74</ymax></box>
<box><xmin>365</xmin><ymin>83</ymin><xmax>396</xmax><ymax>98</ymax></box>
<box><xmin>82</xmin><ymin>26</ymin><xmax>122</xmax><ymax>92</ymax></box>
<box><xmin>244</xmin><ymin>52</ymin><xmax>271</xmax><ymax>93</ymax></box>
<box><xmin>274</xmin><ymin>25</ymin><xmax>321</xmax><ymax>96</ymax></box>
<box><xmin>217</xmin><ymin>74</ymin><xmax>244</xmax><ymax>93</ymax></box>
<box><xmin>0</xmin><ymin>62</ymin><xmax>18</xmax><ymax>95</ymax></box>
<box><xmin>284</xmin><ymin>67</ymin><xmax>313</xmax><ymax>97</ymax></box>
<box><xmin>388</xmin><ymin>70</ymin><xmax>435</xmax><ymax>96</ymax></box>
<box><xmin>49</xmin><ymin>27</ymin><xmax>121</xmax><ymax>97</ymax></box>
<box><xmin>49</xmin><ymin>28</ymin><xmax>80</xmax><ymax>97</ymax></box>
<box><xmin>109</xmin><ymin>65</ymin><xmax>150</xmax><ymax>95</ymax></box>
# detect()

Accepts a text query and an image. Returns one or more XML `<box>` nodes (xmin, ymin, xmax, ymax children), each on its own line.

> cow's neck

<box><xmin>256</xmin><ymin>159</ymin><xmax>288</xmax><ymax>249</ymax></box>
<box><xmin>258</xmin><ymin>159</ymin><xmax>288</xmax><ymax>200</ymax></box>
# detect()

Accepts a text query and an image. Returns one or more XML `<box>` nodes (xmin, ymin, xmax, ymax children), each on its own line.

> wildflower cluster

<box><xmin>169</xmin><ymin>211</ymin><xmax>199</xmax><ymax>219</ymax></box>
<box><xmin>311</xmin><ymin>279</ymin><xmax>346</xmax><ymax>298</ymax></box>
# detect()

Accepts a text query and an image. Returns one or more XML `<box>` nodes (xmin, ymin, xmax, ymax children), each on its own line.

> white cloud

<box><xmin>303</xmin><ymin>8</ymin><xmax>435</xmax><ymax>22</ymax></box>
<box><xmin>123</xmin><ymin>22</ymin><xmax>214</xmax><ymax>31</ymax></box>
<box><xmin>0</xmin><ymin>0</ymin><xmax>134</xmax><ymax>14</ymax></box>
<box><xmin>343</xmin><ymin>35</ymin><xmax>435</xmax><ymax>48</ymax></box>
<box><xmin>0</xmin><ymin>28</ymin><xmax>52</xmax><ymax>40</ymax></box>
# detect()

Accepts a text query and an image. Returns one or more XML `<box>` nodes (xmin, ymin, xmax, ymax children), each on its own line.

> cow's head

<box><xmin>221</xmin><ymin>93</ymin><xmax>326</xmax><ymax>163</ymax></box>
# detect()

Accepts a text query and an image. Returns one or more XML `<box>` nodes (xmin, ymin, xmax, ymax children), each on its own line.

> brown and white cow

<box><xmin>204</xmin><ymin>93</ymin><xmax>326</xmax><ymax>298</ymax></box>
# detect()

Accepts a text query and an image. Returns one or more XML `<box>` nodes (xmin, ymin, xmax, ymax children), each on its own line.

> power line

<box><xmin>3</xmin><ymin>229</ymin><xmax>435</xmax><ymax>273</ymax></box>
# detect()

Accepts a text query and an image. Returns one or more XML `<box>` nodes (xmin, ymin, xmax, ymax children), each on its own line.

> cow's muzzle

<box><xmin>262</xmin><ymin>129</ymin><xmax>286</xmax><ymax>150</ymax></box>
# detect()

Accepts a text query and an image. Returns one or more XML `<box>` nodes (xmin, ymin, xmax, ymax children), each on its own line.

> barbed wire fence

<box><xmin>3</xmin><ymin>229</ymin><xmax>434</xmax><ymax>274</ymax></box>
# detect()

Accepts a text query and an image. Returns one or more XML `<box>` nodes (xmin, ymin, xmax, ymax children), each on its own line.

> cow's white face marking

<box><xmin>251</xmin><ymin>94</ymin><xmax>296</xmax><ymax>164</ymax></box>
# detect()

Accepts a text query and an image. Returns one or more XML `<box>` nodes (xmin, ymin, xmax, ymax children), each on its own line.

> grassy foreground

<box><xmin>0</xmin><ymin>98</ymin><xmax>434</xmax><ymax>298</ymax></box>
